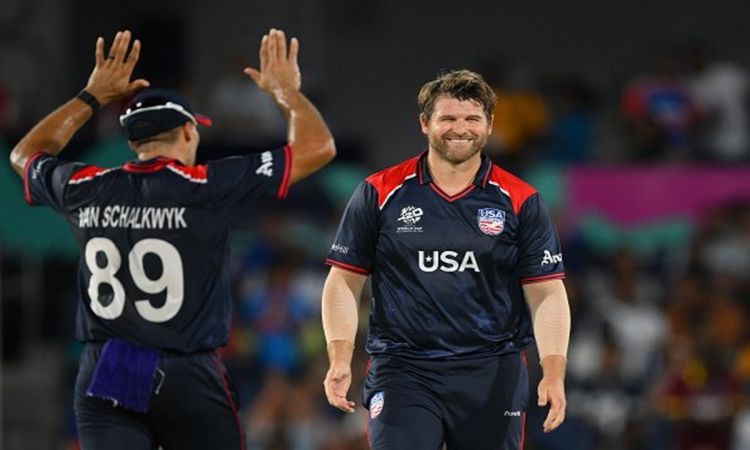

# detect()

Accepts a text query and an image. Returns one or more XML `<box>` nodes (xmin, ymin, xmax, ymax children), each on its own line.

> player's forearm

<box><xmin>279</xmin><ymin>90</ymin><xmax>336</xmax><ymax>183</ymax></box>
<box><xmin>524</xmin><ymin>280</ymin><xmax>571</xmax><ymax>362</ymax></box>
<box><xmin>10</xmin><ymin>95</ymin><xmax>95</xmax><ymax>177</ymax></box>
<box><xmin>321</xmin><ymin>269</ymin><xmax>363</xmax><ymax>357</ymax></box>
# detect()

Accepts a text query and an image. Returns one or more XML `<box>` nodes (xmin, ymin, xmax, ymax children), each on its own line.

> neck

<box><xmin>137</xmin><ymin>145</ymin><xmax>192</xmax><ymax>166</ymax></box>
<box><xmin>426</xmin><ymin>150</ymin><xmax>482</xmax><ymax>195</ymax></box>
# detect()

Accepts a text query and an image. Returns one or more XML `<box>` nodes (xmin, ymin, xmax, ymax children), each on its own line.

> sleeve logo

<box><xmin>255</xmin><ymin>151</ymin><xmax>274</xmax><ymax>177</ymax></box>
<box><xmin>541</xmin><ymin>250</ymin><xmax>563</xmax><ymax>265</ymax></box>
<box><xmin>331</xmin><ymin>243</ymin><xmax>349</xmax><ymax>254</ymax></box>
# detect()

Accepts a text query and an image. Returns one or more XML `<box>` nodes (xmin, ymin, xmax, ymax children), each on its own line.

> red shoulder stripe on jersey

<box><xmin>488</xmin><ymin>165</ymin><xmax>537</xmax><ymax>215</ymax></box>
<box><xmin>325</xmin><ymin>258</ymin><xmax>371</xmax><ymax>275</ymax></box>
<box><xmin>277</xmin><ymin>145</ymin><xmax>292</xmax><ymax>199</ymax></box>
<box><xmin>520</xmin><ymin>272</ymin><xmax>566</xmax><ymax>284</ymax></box>
<box><xmin>166</xmin><ymin>163</ymin><xmax>208</xmax><ymax>184</ymax></box>
<box><xmin>68</xmin><ymin>165</ymin><xmax>113</xmax><ymax>185</ymax></box>
<box><xmin>365</xmin><ymin>156</ymin><xmax>420</xmax><ymax>209</ymax></box>
<box><xmin>23</xmin><ymin>151</ymin><xmax>47</xmax><ymax>205</ymax></box>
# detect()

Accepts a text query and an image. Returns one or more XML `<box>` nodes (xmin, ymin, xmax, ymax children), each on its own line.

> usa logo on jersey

<box><xmin>477</xmin><ymin>208</ymin><xmax>505</xmax><ymax>236</ymax></box>
<box><xmin>370</xmin><ymin>392</ymin><xmax>385</xmax><ymax>419</ymax></box>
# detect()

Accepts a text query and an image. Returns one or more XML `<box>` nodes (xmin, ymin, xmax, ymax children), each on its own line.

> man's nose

<box><xmin>451</xmin><ymin>120</ymin><xmax>469</xmax><ymax>133</ymax></box>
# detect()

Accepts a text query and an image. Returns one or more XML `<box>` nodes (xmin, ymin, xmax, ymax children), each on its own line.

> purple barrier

<box><xmin>568</xmin><ymin>166</ymin><xmax>750</xmax><ymax>225</ymax></box>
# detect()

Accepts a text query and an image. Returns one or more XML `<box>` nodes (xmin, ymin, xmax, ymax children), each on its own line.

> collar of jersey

<box><xmin>123</xmin><ymin>156</ymin><xmax>182</xmax><ymax>173</ymax></box>
<box><xmin>416</xmin><ymin>150</ymin><xmax>493</xmax><ymax>189</ymax></box>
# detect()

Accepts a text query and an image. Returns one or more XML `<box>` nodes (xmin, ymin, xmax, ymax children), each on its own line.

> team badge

<box><xmin>477</xmin><ymin>208</ymin><xmax>505</xmax><ymax>236</ymax></box>
<box><xmin>369</xmin><ymin>392</ymin><xmax>385</xmax><ymax>419</ymax></box>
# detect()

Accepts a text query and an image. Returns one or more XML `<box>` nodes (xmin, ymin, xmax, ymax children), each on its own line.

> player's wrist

<box><xmin>326</xmin><ymin>339</ymin><xmax>355</xmax><ymax>365</ymax></box>
<box><xmin>76</xmin><ymin>89</ymin><xmax>103</xmax><ymax>111</ymax></box>
<box><xmin>540</xmin><ymin>354</ymin><xmax>567</xmax><ymax>379</ymax></box>
<box><xmin>273</xmin><ymin>87</ymin><xmax>303</xmax><ymax>108</ymax></box>
<box><xmin>80</xmin><ymin>85</ymin><xmax>111</xmax><ymax>108</ymax></box>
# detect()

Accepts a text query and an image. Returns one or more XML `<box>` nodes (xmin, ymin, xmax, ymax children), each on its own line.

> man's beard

<box><xmin>428</xmin><ymin>132</ymin><xmax>488</xmax><ymax>165</ymax></box>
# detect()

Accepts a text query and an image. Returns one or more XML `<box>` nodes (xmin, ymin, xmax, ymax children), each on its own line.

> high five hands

<box><xmin>85</xmin><ymin>30</ymin><xmax>150</xmax><ymax>106</ymax></box>
<box><xmin>244</xmin><ymin>28</ymin><xmax>301</xmax><ymax>107</ymax></box>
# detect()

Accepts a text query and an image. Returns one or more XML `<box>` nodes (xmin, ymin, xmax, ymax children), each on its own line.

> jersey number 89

<box><xmin>85</xmin><ymin>237</ymin><xmax>184</xmax><ymax>323</ymax></box>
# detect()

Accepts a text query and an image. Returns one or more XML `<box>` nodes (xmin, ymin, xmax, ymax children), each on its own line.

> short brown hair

<box><xmin>129</xmin><ymin>126</ymin><xmax>182</xmax><ymax>153</ymax></box>
<box><xmin>417</xmin><ymin>69</ymin><xmax>496</xmax><ymax>120</ymax></box>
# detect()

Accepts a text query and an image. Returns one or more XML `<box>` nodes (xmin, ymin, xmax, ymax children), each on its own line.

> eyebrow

<box><xmin>436</xmin><ymin>113</ymin><xmax>485</xmax><ymax>120</ymax></box>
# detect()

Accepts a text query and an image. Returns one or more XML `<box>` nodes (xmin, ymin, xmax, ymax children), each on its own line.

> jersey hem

<box><xmin>23</xmin><ymin>151</ymin><xmax>47</xmax><ymax>206</ymax></box>
<box><xmin>325</xmin><ymin>258</ymin><xmax>370</xmax><ymax>275</ymax></box>
<box><xmin>277</xmin><ymin>145</ymin><xmax>292</xmax><ymax>199</ymax></box>
<box><xmin>520</xmin><ymin>272</ymin><xmax>566</xmax><ymax>284</ymax></box>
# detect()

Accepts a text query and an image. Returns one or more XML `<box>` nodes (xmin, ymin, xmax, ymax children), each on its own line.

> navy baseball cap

<box><xmin>119</xmin><ymin>88</ymin><xmax>212</xmax><ymax>141</ymax></box>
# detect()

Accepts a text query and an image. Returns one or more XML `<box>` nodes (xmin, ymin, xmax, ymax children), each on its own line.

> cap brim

<box><xmin>195</xmin><ymin>114</ymin><xmax>213</xmax><ymax>127</ymax></box>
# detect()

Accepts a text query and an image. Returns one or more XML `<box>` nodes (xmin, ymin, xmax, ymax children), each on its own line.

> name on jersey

<box><xmin>418</xmin><ymin>250</ymin><xmax>480</xmax><ymax>273</ymax></box>
<box><xmin>78</xmin><ymin>206</ymin><xmax>187</xmax><ymax>229</ymax></box>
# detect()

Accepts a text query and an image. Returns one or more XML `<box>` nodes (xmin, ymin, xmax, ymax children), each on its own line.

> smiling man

<box><xmin>322</xmin><ymin>70</ymin><xmax>571</xmax><ymax>449</ymax></box>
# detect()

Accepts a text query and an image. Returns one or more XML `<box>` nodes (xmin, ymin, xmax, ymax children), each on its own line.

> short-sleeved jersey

<box><xmin>24</xmin><ymin>146</ymin><xmax>292</xmax><ymax>353</ymax></box>
<box><xmin>326</xmin><ymin>152</ymin><xmax>564</xmax><ymax>359</ymax></box>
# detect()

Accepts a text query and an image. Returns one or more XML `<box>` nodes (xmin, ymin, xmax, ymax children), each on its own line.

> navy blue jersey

<box><xmin>24</xmin><ymin>146</ymin><xmax>291</xmax><ymax>353</ymax></box>
<box><xmin>326</xmin><ymin>152</ymin><xmax>564</xmax><ymax>359</ymax></box>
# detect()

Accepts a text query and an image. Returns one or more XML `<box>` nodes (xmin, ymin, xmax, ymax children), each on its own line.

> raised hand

<box><xmin>85</xmin><ymin>30</ymin><xmax>150</xmax><ymax>106</ymax></box>
<box><xmin>244</xmin><ymin>28</ymin><xmax>301</xmax><ymax>107</ymax></box>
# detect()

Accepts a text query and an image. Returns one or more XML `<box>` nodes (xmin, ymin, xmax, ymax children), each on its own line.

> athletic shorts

<box><xmin>363</xmin><ymin>352</ymin><xmax>528</xmax><ymax>450</ymax></box>
<box><xmin>74</xmin><ymin>343</ymin><xmax>244</xmax><ymax>450</ymax></box>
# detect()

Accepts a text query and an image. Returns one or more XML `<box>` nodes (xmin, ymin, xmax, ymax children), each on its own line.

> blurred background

<box><xmin>2</xmin><ymin>0</ymin><xmax>750</xmax><ymax>449</ymax></box>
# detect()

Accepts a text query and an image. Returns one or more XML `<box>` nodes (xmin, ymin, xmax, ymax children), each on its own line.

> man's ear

<box><xmin>182</xmin><ymin>122</ymin><xmax>194</xmax><ymax>141</ymax></box>
<box><xmin>419</xmin><ymin>113</ymin><xmax>430</xmax><ymax>135</ymax></box>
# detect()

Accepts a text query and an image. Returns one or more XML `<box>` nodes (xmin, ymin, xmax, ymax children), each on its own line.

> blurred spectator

<box><xmin>0</xmin><ymin>82</ymin><xmax>20</xmax><ymax>134</ymax></box>
<box><xmin>590</xmin><ymin>249</ymin><xmax>667</xmax><ymax>388</ymax></box>
<box><xmin>622</xmin><ymin>45</ymin><xmax>701</xmax><ymax>161</ymax></box>
<box><xmin>204</xmin><ymin>55</ymin><xmax>286</xmax><ymax>147</ymax></box>
<box><xmin>539</xmin><ymin>76</ymin><xmax>596</xmax><ymax>164</ymax></box>
<box><xmin>238</xmin><ymin>252</ymin><xmax>318</xmax><ymax>375</ymax></box>
<box><xmin>483</xmin><ymin>62</ymin><xmax>551</xmax><ymax>172</ymax></box>
<box><xmin>658</xmin><ymin>341</ymin><xmax>742</xmax><ymax>450</ymax></box>
<box><xmin>686</xmin><ymin>44</ymin><xmax>750</xmax><ymax>162</ymax></box>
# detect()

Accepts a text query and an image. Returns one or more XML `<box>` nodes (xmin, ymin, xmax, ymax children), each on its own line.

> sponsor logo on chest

<box><xmin>418</xmin><ymin>250</ymin><xmax>480</xmax><ymax>273</ymax></box>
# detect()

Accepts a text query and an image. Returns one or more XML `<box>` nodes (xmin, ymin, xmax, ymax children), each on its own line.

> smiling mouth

<box><xmin>445</xmin><ymin>137</ymin><xmax>474</xmax><ymax>143</ymax></box>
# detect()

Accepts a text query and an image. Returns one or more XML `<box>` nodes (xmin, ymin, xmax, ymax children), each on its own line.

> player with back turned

<box><xmin>322</xmin><ymin>70</ymin><xmax>571</xmax><ymax>449</ymax></box>
<box><xmin>10</xmin><ymin>29</ymin><xmax>335</xmax><ymax>449</ymax></box>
